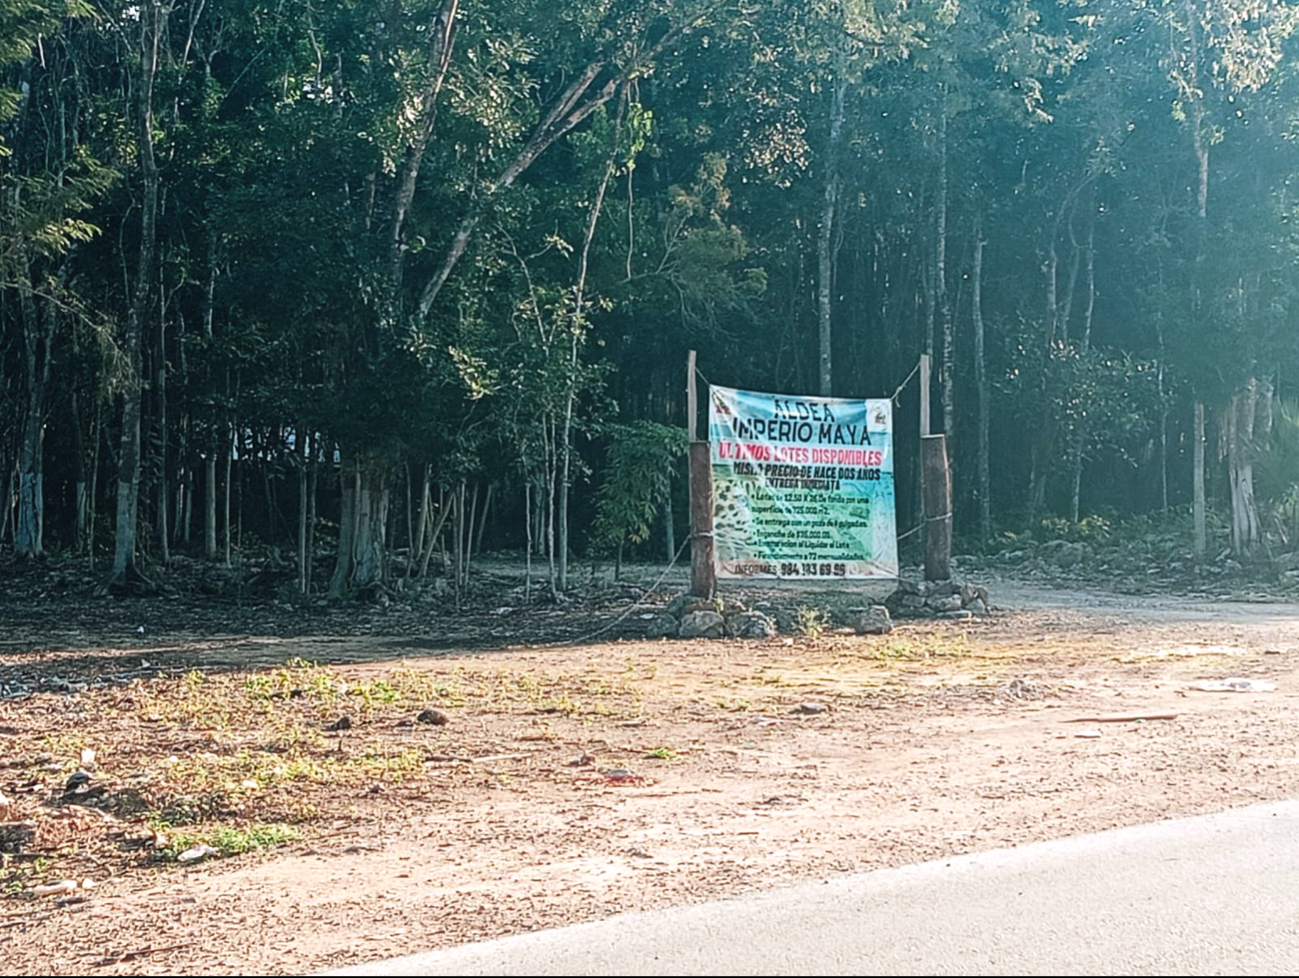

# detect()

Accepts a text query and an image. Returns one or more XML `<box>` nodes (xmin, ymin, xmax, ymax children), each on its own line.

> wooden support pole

<box><xmin>687</xmin><ymin>349</ymin><xmax>698</xmax><ymax>441</ymax></box>
<box><xmin>922</xmin><ymin>433</ymin><xmax>951</xmax><ymax>582</ymax></box>
<box><xmin>919</xmin><ymin>353</ymin><xmax>931</xmax><ymax>437</ymax></box>
<box><xmin>686</xmin><ymin>352</ymin><xmax>714</xmax><ymax>597</ymax></box>
<box><xmin>689</xmin><ymin>441</ymin><xmax>715</xmax><ymax>598</ymax></box>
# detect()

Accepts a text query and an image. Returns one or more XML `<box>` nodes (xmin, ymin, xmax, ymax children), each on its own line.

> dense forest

<box><xmin>5</xmin><ymin>0</ymin><xmax>1299</xmax><ymax>598</ymax></box>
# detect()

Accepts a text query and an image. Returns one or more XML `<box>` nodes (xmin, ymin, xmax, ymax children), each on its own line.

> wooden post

<box><xmin>689</xmin><ymin>441</ymin><xmax>715</xmax><ymax>598</ymax></box>
<box><xmin>919</xmin><ymin>353</ymin><xmax>931</xmax><ymax>437</ymax></box>
<box><xmin>1193</xmin><ymin>401</ymin><xmax>1206</xmax><ymax>561</ymax></box>
<box><xmin>922</xmin><ymin>434</ymin><xmax>951</xmax><ymax>582</ymax></box>
<box><xmin>687</xmin><ymin>352</ymin><xmax>714</xmax><ymax>597</ymax></box>
<box><xmin>687</xmin><ymin>349</ymin><xmax>698</xmax><ymax>441</ymax></box>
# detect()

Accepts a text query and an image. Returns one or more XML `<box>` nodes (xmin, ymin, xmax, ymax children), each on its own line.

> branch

<box><xmin>415</xmin><ymin>1</ymin><xmax>723</xmax><ymax>319</ymax></box>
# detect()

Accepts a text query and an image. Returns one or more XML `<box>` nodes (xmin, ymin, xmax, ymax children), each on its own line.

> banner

<box><xmin>708</xmin><ymin>386</ymin><xmax>897</xmax><ymax>579</ymax></box>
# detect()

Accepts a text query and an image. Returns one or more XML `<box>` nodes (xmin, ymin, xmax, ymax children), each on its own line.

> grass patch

<box><xmin>160</xmin><ymin>822</ymin><xmax>298</xmax><ymax>862</ymax></box>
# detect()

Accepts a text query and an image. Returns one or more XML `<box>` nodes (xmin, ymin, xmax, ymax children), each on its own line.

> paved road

<box><xmin>322</xmin><ymin>800</ymin><xmax>1299</xmax><ymax>976</ymax></box>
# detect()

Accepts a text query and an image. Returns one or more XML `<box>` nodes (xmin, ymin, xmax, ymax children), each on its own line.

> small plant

<box><xmin>645</xmin><ymin>746</ymin><xmax>677</xmax><ymax>760</ymax></box>
<box><xmin>162</xmin><ymin>822</ymin><xmax>297</xmax><ymax>862</ymax></box>
<box><xmin>795</xmin><ymin>606</ymin><xmax>829</xmax><ymax>638</ymax></box>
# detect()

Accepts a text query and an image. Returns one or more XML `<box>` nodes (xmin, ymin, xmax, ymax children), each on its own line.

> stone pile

<box><xmin>645</xmin><ymin>593</ymin><xmax>895</xmax><ymax>639</ymax></box>
<box><xmin>884</xmin><ymin>578</ymin><xmax>990</xmax><ymax>620</ymax></box>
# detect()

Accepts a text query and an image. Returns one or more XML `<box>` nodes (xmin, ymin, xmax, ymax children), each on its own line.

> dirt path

<box><xmin>4</xmin><ymin>580</ymin><xmax>1299</xmax><ymax>975</ymax></box>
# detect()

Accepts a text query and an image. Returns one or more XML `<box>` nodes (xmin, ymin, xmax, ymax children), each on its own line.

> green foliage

<box><xmin>589</xmin><ymin>422</ymin><xmax>687</xmax><ymax>555</ymax></box>
<box><xmin>794</xmin><ymin>606</ymin><xmax>829</xmax><ymax>639</ymax></box>
<box><xmin>10</xmin><ymin>0</ymin><xmax>1299</xmax><ymax>573</ymax></box>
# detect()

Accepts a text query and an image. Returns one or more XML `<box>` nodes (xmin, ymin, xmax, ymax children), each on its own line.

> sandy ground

<box><xmin>4</xmin><ymin>578</ymin><xmax>1299</xmax><ymax>974</ymax></box>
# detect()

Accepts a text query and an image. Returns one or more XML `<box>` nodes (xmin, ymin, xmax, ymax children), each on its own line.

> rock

<box><xmin>1277</xmin><ymin>552</ymin><xmax>1299</xmax><ymax>573</ymax></box>
<box><xmin>601</xmin><ymin>768</ymin><xmax>644</xmax><ymax>785</ymax></box>
<box><xmin>665</xmin><ymin>593</ymin><xmax>690</xmax><ymax>618</ymax></box>
<box><xmin>1052</xmin><ymin>542</ymin><xmax>1087</xmax><ymax>569</ymax></box>
<box><xmin>64</xmin><ymin>770</ymin><xmax>92</xmax><ymax>793</ymax></box>
<box><xmin>887</xmin><ymin>590</ymin><xmax>926</xmax><ymax>613</ymax></box>
<box><xmin>928</xmin><ymin>594</ymin><xmax>962</xmax><ymax>613</ymax></box>
<box><xmin>791</xmin><ymin>702</ymin><xmax>828</xmax><ymax>715</ymax></box>
<box><xmin>939</xmin><ymin>610</ymin><xmax>973</xmax><ymax>621</ymax></box>
<box><xmin>326</xmin><ymin>715</ymin><xmax>353</xmax><ymax>731</ymax></box>
<box><xmin>926</xmin><ymin>580</ymin><xmax>960</xmax><ymax>599</ymax></box>
<box><xmin>177</xmin><ymin>843</ymin><xmax>220</xmax><ymax>864</ymax></box>
<box><xmin>685</xmin><ymin>600</ymin><xmax>721</xmax><ymax>615</ymax></box>
<box><xmin>892</xmin><ymin>579</ymin><xmax>920</xmax><ymax>596</ymax></box>
<box><xmin>0</xmin><ymin>790</ymin><xmax>10</xmax><ymax>820</ymax></box>
<box><xmin>679</xmin><ymin>610</ymin><xmax>725</xmax><ymax>639</ymax></box>
<box><xmin>645</xmin><ymin>614</ymin><xmax>679</xmax><ymax>639</ymax></box>
<box><xmin>0</xmin><ymin>820</ymin><xmax>35</xmax><ymax>853</ymax></box>
<box><xmin>416</xmin><ymin>708</ymin><xmax>449</xmax><ymax>726</ymax></box>
<box><xmin>568</xmin><ymin>752</ymin><xmax>596</xmax><ymax>767</ymax></box>
<box><xmin>32</xmin><ymin>879</ymin><xmax>78</xmax><ymax>897</ymax></box>
<box><xmin>849</xmin><ymin>606</ymin><xmax>893</xmax><ymax>635</ymax></box>
<box><xmin>727</xmin><ymin>611</ymin><xmax>776</xmax><ymax>639</ymax></box>
<box><xmin>966</xmin><ymin>597</ymin><xmax>988</xmax><ymax>615</ymax></box>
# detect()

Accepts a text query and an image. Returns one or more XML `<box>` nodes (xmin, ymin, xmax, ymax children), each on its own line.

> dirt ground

<box><xmin>4</xmin><ymin>568</ymin><xmax>1299</xmax><ymax>975</ymax></box>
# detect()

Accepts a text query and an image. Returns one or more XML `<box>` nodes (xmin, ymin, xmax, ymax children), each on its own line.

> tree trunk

<box><xmin>298</xmin><ymin>428</ymin><xmax>309</xmax><ymax>592</ymax></box>
<box><xmin>14</xmin><ymin>253</ymin><xmax>49</xmax><ymax>559</ymax></box>
<box><xmin>475</xmin><ymin>481</ymin><xmax>494</xmax><ymax>555</ymax></box>
<box><xmin>205</xmin><ymin>454</ymin><xmax>218</xmax><ymax>560</ymax></box>
<box><xmin>386</xmin><ymin>0</ymin><xmax>459</xmax><ymax>301</ymax></box>
<box><xmin>555</xmin><ymin>102</ymin><xmax>622</xmax><ymax>593</ymax></box>
<box><xmin>306</xmin><ymin>440</ymin><xmax>317</xmax><ymax>591</ymax></box>
<box><xmin>972</xmin><ymin>217</ymin><xmax>990</xmax><ymax>542</ymax></box>
<box><xmin>557</xmin><ymin>388</ymin><xmax>574</xmax><ymax>592</ymax></box>
<box><xmin>454</xmin><ymin>481</ymin><xmax>465</xmax><ymax>602</ymax></box>
<box><xmin>546</xmin><ymin>422</ymin><xmax>558</xmax><ymax>599</ymax></box>
<box><xmin>663</xmin><ymin>487</ymin><xmax>675</xmax><ymax>561</ymax></box>
<box><xmin>110</xmin><ymin>0</ymin><xmax>166</xmax><ymax>587</ymax></box>
<box><xmin>222</xmin><ymin>426</ymin><xmax>233</xmax><ymax>566</ymax></box>
<box><xmin>329</xmin><ymin>465</ymin><xmax>358</xmax><ymax>598</ymax></box>
<box><xmin>410</xmin><ymin>464</ymin><xmax>430</xmax><ymax>578</ymax></box>
<box><xmin>1221</xmin><ymin>379</ymin><xmax>1270</xmax><ymax>557</ymax></box>
<box><xmin>352</xmin><ymin>465</ymin><xmax>389</xmax><ymax>591</ymax></box>
<box><xmin>937</xmin><ymin>84</ymin><xmax>954</xmax><ymax>438</ymax></box>
<box><xmin>71</xmin><ymin>390</ymin><xmax>89</xmax><ymax>554</ymax></box>
<box><xmin>816</xmin><ymin>70</ymin><xmax>846</xmax><ymax>397</ymax></box>
<box><xmin>1193</xmin><ymin>402</ymin><xmax>1206</xmax><ymax>561</ymax></box>
<box><xmin>525</xmin><ymin>483</ymin><xmax>533</xmax><ymax>603</ymax></box>
<box><xmin>88</xmin><ymin>404</ymin><xmax>101</xmax><ymax>568</ymax></box>
<box><xmin>1069</xmin><ymin>223</ymin><xmax>1095</xmax><ymax>523</ymax></box>
<box><xmin>155</xmin><ymin>269</ymin><xmax>170</xmax><ymax>566</ymax></box>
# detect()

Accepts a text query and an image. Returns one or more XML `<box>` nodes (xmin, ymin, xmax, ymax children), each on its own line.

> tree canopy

<box><xmin>5</xmin><ymin>0</ymin><xmax>1299</xmax><ymax>591</ymax></box>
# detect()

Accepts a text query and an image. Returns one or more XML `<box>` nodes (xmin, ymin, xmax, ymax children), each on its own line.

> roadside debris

<box><xmin>177</xmin><ymin>844</ymin><xmax>219</xmax><ymax>864</ymax></box>
<box><xmin>600</xmin><ymin>768</ymin><xmax>646</xmax><ymax>786</ymax></box>
<box><xmin>791</xmin><ymin>702</ymin><xmax>828</xmax><ymax>716</ymax></box>
<box><xmin>1064</xmin><ymin>713</ymin><xmax>1180</xmax><ymax>723</ymax></box>
<box><xmin>1190</xmin><ymin>678</ymin><xmax>1276</xmax><ymax>693</ymax></box>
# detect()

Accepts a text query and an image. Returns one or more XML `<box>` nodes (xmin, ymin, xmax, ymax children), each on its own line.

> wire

<box><xmin>545</xmin><ymin>536</ymin><xmax>691</xmax><ymax>647</ymax></box>
<box><xmin>891</xmin><ymin>361</ymin><xmax>921</xmax><ymax>403</ymax></box>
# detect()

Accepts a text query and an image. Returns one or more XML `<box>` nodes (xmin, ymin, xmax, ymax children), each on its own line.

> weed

<box><xmin>645</xmin><ymin>747</ymin><xmax>677</xmax><ymax>760</ymax></box>
<box><xmin>162</xmin><ymin>822</ymin><xmax>297</xmax><ymax>862</ymax></box>
<box><xmin>795</xmin><ymin>606</ymin><xmax>829</xmax><ymax>638</ymax></box>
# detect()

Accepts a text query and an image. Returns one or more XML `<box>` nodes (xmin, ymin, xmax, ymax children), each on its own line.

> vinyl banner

<box><xmin>708</xmin><ymin>386</ymin><xmax>898</xmax><ymax>579</ymax></box>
